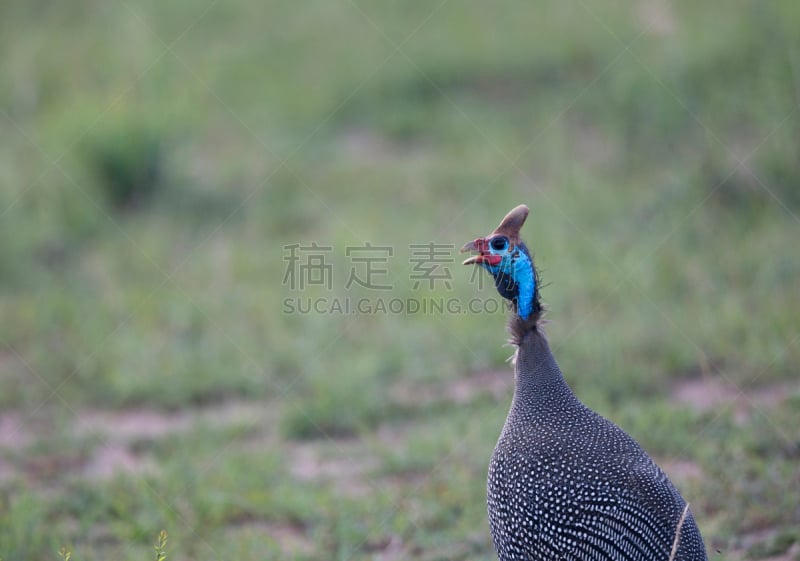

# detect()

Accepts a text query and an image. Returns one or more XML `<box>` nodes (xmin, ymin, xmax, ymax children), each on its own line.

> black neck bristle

<box><xmin>508</xmin><ymin>296</ymin><xmax>543</xmax><ymax>346</ymax></box>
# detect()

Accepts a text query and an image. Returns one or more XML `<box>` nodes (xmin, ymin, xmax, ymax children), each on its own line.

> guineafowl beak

<box><xmin>461</xmin><ymin>205</ymin><xmax>530</xmax><ymax>266</ymax></box>
<box><xmin>461</xmin><ymin>238</ymin><xmax>501</xmax><ymax>266</ymax></box>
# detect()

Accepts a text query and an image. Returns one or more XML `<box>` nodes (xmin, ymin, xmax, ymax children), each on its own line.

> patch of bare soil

<box><xmin>362</xmin><ymin>534</ymin><xmax>410</xmax><ymax>561</ymax></box>
<box><xmin>573</xmin><ymin>124</ymin><xmax>618</xmax><ymax>168</ymax></box>
<box><xmin>450</xmin><ymin>369</ymin><xmax>514</xmax><ymax>403</ymax></box>
<box><xmin>74</xmin><ymin>401</ymin><xmax>271</xmax><ymax>442</ymax></box>
<box><xmin>656</xmin><ymin>458</ymin><xmax>704</xmax><ymax>489</ymax></box>
<box><xmin>390</xmin><ymin>368</ymin><xmax>512</xmax><ymax>409</ymax></box>
<box><xmin>1</xmin><ymin>401</ymin><xmax>277</xmax><ymax>483</ymax></box>
<box><xmin>72</xmin><ymin>401</ymin><xmax>274</xmax><ymax>480</ymax></box>
<box><xmin>671</xmin><ymin>377</ymin><xmax>798</xmax><ymax>423</ymax></box>
<box><xmin>0</xmin><ymin>412</ymin><xmax>31</xmax><ymax>448</ymax></box>
<box><xmin>226</xmin><ymin>520</ymin><xmax>315</xmax><ymax>557</ymax></box>
<box><xmin>339</xmin><ymin>127</ymin><xmax>396</xmax><ymax>164</ymax></box>
<box><xmin>81</xmin><ymin>443</ymin><xmax>159</xmax><ymax>480</ymax></box>
<box><xmin>0</xmin><ymin>457</ymin><xmax>16</xmax><ymax>483</ymax></box>
<box><xmin>75</xmin><ymin>409</ymin><xmax>191</xmax><ymax>441</ymax></box>
<box><xmin>724</xmin><ymin>529</ymin><xmax>800</xmax><ymax>561</ymax></box>
<box><xmin>763</xmin><ymin>543</ymin><xmax>800</xmax><ymax>561</ymax></box>
<box><xmin>637</xmin><ymin>0</ymin><xmax>678</xmax><ymax>37</ymax></box>
<box><xmin>264</xmin><ymin>521</ymin><xmax>315</xmax><ymax>556</ymax></box>
<box><xmin>287</xmin><ymin>440</ymin><xmax>380</xmax><ymax>498</ymax></box>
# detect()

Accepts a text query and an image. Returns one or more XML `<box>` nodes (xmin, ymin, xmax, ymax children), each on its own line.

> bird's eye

<box><xmin>490</xmin><ymin>237</ymin><xmax>508</xmax><ymax>251</ymax></box>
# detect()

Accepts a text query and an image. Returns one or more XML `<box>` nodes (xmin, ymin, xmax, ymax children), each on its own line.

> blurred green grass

<box><xmin>1</xmin><ymin>1</ymin><xmax>799</xmax><ymax>559</ymax></box>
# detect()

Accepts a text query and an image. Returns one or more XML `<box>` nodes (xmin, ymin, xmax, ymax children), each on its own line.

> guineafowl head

<box><xmin>461</xmin><ymin>204</ymin><xmax>540</xmax><ymax>321</ymax></box>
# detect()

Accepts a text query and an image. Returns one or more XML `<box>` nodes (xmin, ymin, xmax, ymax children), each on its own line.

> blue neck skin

<box><xmin>483</xmin><ymin>243</ymin><xmax>536</xmax><ymax>320</ymax></box>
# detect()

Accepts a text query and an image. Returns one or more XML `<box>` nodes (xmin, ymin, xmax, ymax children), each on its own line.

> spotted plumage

<box><xmin>462</xmin><ymin>205</ymin><xmax>707</xmax><ymax>561</ymax></box>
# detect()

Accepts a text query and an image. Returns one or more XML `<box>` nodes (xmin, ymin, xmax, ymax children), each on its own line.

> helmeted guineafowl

<box><xmin>461</xmin><ymin>204</ymin><xmax>707</xmax><ymax>561</ymax></box>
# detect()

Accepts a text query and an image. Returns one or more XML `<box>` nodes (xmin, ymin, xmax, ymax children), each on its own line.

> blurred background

<box><xmin>1</xmin><ymin>1</ymin><xmax>799</xmax><ymax>560</ymax></box>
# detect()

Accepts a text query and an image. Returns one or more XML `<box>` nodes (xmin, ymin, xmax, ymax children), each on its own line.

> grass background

<box><xmin>1</xmin><ymin>1</ymin><xmax>799</xmax><ymax>559</ymax></box>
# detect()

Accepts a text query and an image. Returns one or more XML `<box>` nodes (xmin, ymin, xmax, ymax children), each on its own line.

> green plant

<box><xmin>83</xmin><ymin>121</ymin><xmax>166</xmax><ymax>210</ymax></box>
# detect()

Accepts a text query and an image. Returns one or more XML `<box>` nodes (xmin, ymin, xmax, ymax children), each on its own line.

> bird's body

<box><xmin>461</xmin><ymin>205</ymin><xmax>707</xmax><ymax>561</ymax></box>
<box><xmin>487</xmin><ymin>323</ymin><xmax>706</xmax><ymax>561</ymax></box>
